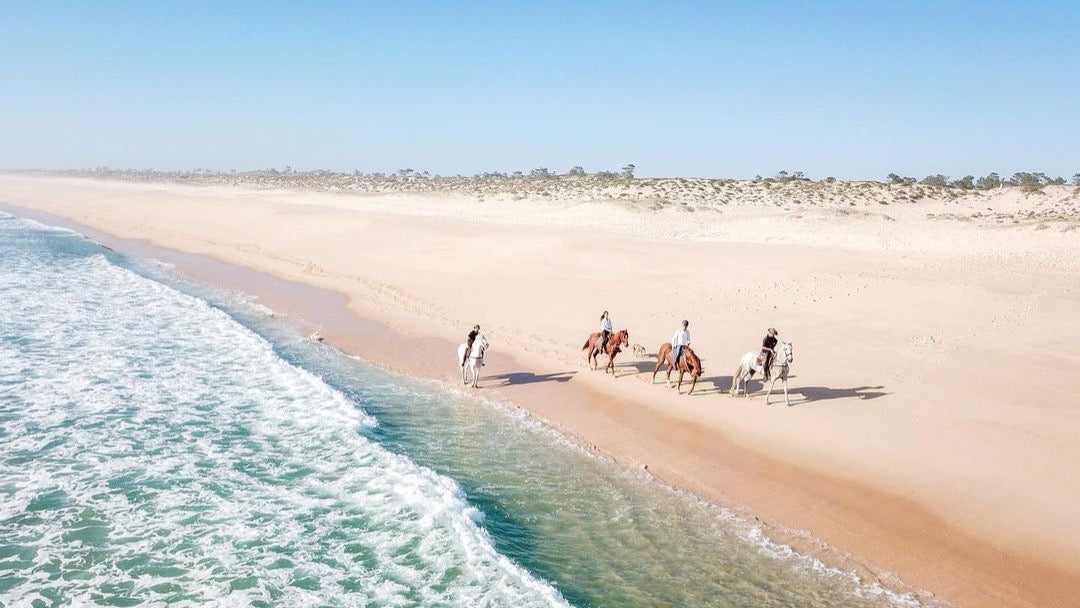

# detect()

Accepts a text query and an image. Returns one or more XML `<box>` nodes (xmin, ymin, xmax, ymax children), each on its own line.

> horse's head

<box><xmin>476</xmin><ymin>334</ymin><xmax>490</xmax><ymax>352</ymax></box>
<box><xmin>616</xmin><ymin>329</ymin><xmax>629</xmax><ymax>347</ymax></box>
<box><xmin>782</xmin><ymin>341</ymin><xmax>793</xmax><ymax>363</ymax></box>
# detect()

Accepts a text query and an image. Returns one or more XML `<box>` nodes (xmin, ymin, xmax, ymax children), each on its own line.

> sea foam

<box><xmin>0</xmin><ymin>213</ymin><xmax>568</xmax><ymax>606</ymax></box>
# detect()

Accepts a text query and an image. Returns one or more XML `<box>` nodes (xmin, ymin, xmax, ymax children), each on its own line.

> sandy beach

<box><xmin>2</xmin><ymin>173</ymin><xmax>1078</xmax><ymax>607</ymax></box>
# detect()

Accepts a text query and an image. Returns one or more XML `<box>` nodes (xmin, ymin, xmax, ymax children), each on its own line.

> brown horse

<box><xmin>581</xmin><ymin>329</ymin><xmax>629</xmax><ymax>374</ymax></box>
<box><xmin>652</xmin><ymin>342</ymin><xmax>703</xmax><ymax>394</ymax></box>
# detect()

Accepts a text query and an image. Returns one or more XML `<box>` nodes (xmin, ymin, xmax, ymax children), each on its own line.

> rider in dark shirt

<box><xmin>761</xmin><ymin>328</ymin><xmax>778</xmax><ymax>380</ymax></box>
<box><xmin>463</xmin><ymin>324</ymin><xmax>480</xmax><ymax>367</ymax></box>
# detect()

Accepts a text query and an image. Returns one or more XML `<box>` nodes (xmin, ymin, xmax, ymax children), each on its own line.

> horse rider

<box><xmin>761</xmin><ymin>327</ymin><xmax>778</xmax><ymax>380</ymax></box>
<box><xmin>672</xmin><ymin>320</ymin><xmax>691</xmax><ymax>367</ymax></box>
<box><xmin>463</xmin><ymin>324</ymin><xmax>480</xmax><ymax>367</ymax></box>
<box><xmin>599</xmin><ymin>310</ymin><xmax>613</xmax><ymax>352</ymax></box>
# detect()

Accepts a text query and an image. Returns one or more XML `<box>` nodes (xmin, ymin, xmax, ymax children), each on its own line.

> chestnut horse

<box><xmin>651</xmin><ymin>343</ymin><xmax>703</xmax><ymax>394</ymax></box>
<box><xmin>581</xmin><ymin>329</ymin><xmax>629</xmax><ymax>374</ymax></box>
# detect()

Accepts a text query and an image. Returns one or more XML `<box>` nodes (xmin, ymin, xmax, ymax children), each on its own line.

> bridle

<box><xmin>472</xmin><ymin>336</ymin><xmax>488</xmax><ymax>361</ymax></box>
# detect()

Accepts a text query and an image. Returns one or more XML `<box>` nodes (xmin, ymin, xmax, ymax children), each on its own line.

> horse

<box><xmin>730</xmin><ymin>341</ymin><xmax>794</xmax><ymax>406</ymax></box>
<box><xmin>456</xmin><ymin>334</ymin><xmax>489</xmax><ymax>388</ymax></box>
<box><xmin>651</xmin><ymin>343</ymin><xmax>703</xmax><ymax>394</ymax></box>
<box><xmin>581</xmin><ymin>329</ymin><xmax>630</xmax><ymax>374</ymax></box>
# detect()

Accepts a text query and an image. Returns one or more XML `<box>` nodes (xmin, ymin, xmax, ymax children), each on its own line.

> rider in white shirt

<box><xmin>599</xmin><ymin>311</ymin><xmax>613</xmax><ymax>351</ymax></box>
<box><xmin>672</xmin><ymin>320</ymin><xmax>691</xmax><ymax>366</ymax></box>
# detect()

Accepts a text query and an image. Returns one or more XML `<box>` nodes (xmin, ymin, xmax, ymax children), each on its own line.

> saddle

<box><xmin>756</xmin><ymin>352</ymin><xmax>767</xmax><ymax>367</ymax></box>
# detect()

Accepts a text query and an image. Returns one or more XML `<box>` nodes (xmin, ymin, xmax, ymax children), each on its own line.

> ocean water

<box><xmin>0</xmin><ymin>212</ymin><xmax>925</xmax><ymax>607</ymax></box>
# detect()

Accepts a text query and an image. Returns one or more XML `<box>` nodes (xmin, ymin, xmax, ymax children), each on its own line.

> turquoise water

<box><xmin>0</xmin><ymin>212</ymin><xmax>923</xmax><ymax>607</ymax></box>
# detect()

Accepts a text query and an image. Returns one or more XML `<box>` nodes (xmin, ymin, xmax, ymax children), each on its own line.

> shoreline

<box><xmin>1</xmin><ymin>175</ymin><xmax>1078</xmax><ymax>607</ymax></box>
<box><xmin>7</xmin><ymin>202</ymin><xmax>950</xmax><ymax>603</ymax></box>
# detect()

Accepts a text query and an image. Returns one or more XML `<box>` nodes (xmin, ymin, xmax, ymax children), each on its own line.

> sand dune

<box><xmin>2</xmin><ymin>173</ymin><xmax>1078</xmax><ymax>607</ymax></box>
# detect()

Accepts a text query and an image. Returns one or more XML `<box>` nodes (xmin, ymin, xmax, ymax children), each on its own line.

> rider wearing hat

<box><xmin>761</xmin><ymin>328</ymin><xmax>778</xmax><ymax>380</ymax></box>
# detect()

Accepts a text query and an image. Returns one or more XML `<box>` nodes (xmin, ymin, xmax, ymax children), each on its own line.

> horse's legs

<box><xmin>471</xmin><ymin>362</ymin><xmax>479</xmax><ymax>388</ymax></box>
<box><xmin>783</xmin><ymin>376</ymin><xmax>790</xmax><ymax>407</ymax></box>
<box><xmin>676</xmin><ymin>369</ymin><xmax>684</xmax><ymax>394</ymax></box>
<box><xmin>765</xmin><ymin>377</ymin><xmax>776</xmax><ymax>405</ymax></box>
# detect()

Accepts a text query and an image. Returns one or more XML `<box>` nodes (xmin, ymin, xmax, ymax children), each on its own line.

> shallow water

<box><xmin>0</xmin><ymin>212</ymin><xmax>922</xmax><ymax>607</ymax></box>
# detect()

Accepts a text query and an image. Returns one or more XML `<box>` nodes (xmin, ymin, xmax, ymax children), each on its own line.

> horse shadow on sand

<box><xmin>728</xmin><ymin>377</ymin><xmax>889</xmax><ymax>406</ymax></box>
<box><xmin>615</xmin><ymin>360</ymin><xmax>657</xmax><ymax>377</ymax></box>
<box><xmin>617</xmin><ymin>357</ymin><xmax>732</xmax><ymax>395</ymax></box>
<box><xmin>782</xmin><ymin>384</ymin><xmax>889</xmax><ymax>406</ymax></box>
<box><xmin>617</xmin><ymin>358</ymin><xmax>888</xmax><ymax>405</ymax></box>
<box><xmin>683</xmin><ymin>373</ymin><xmax>735</xmax><ymax>397</ymax></box>
<box><xmin>489</xmin><ymin>371</ymin><xmax>577</xmax><ymax>387</ymax></box>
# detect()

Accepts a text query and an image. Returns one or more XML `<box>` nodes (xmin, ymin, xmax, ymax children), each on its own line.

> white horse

<box><xmin>730</xmin><ymin>341</ymin><xmax>794</xmax><ymax>406</ymax></box>
<box><xmin>456</xmin><ymin>334</ymin><xmax>489</xmax><ymax>388</ymax></box>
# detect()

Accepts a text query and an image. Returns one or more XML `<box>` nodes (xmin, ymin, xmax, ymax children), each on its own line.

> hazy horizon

<box><xmin>2</xmin><ymin>1</ymin><xmax>1078</xmax><ymax>179</ymax></box>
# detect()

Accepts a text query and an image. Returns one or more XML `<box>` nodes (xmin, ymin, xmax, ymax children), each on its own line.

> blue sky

<box><xmin>2</xmin><ymin>1</ymin><xmax>1077</xmax><ymax>179</ymax></box>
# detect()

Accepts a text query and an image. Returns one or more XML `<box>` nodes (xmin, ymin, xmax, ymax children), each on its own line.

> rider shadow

<box><xmin>490</xmin><ymin>371</ymin><xmax>577</xmax><ymax>386</ymax></box>
<box><xmin>786</xmin><ymin>385</ymin><xmax>888</xmax><ymax>406</ymax></box>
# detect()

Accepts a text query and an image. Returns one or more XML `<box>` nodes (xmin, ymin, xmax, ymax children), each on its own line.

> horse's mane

<box><xmin>683</xmin><ymin>347</ymin><xmax>703</xmax><ymax>375</ymax></box>
<box><xmin>606</xmin><ymin>329</ymin><xmax>628</xmax><ymax>353</ymax></box>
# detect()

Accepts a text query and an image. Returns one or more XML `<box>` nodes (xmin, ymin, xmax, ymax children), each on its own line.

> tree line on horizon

<box><xmin>48</xmin><ymin>166</ymin><xmax>1080</xmax><ymax>190</ymax></box>
<box><xmin>65</xmin><ymin>164</ymin><xmax>638</xmax><ymax>180</ymax></box>
<box><xmin>885</xmin><ymin>171</ymin><xmax>1080</xmax><ymax>192</ymax></box>
<box><xmin>337</xmin><ymin>165</ymin><xmax>638</xmax><ymax>180</ymax></box>
<box><xmin>750</xmin><ymin>169</ymin><xmax>1079</xmax><ymax>192</ymax></box>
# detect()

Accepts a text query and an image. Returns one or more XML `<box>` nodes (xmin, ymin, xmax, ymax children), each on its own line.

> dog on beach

<box><xmin>632</xmin><ymin>343</ymin><xmax>647</xmax><ymax>359</ymax></box>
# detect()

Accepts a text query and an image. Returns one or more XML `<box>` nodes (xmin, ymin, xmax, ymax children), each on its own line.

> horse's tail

<box><xmin>581</xmin><ymin>336</ymin><xmax>593</xmax><ymax>350</ymax></box>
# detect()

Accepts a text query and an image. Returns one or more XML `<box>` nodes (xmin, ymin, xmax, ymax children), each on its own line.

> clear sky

<box><xmin>2</xmin><ymin>1</ymin><xmax>1077</xmax><ymax>179</ymax></box>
